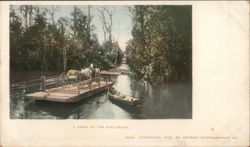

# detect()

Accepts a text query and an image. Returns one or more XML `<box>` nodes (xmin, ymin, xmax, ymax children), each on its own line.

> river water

<box><xmin>10</xmin><ymin>61</ymin><xmax>192</xmax><ymax>119</ymax></box>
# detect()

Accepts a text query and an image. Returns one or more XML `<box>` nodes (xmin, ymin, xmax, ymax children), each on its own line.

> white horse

<box><xmin>89</xmin><ymin>63</ymin><xmax>94</xmax><ymax>71</ymax></box>
<box><xmin>80</xmin><ymin>68</ymin><xmax>92</xmax><ymax>80</ymax></box>
<box><xmin>80</xmin><ymin>68</ymin><xmax>93</xmax><ymax>89</ymax></box>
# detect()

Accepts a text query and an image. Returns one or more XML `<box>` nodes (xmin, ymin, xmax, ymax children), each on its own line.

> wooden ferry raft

<box><xmin>26</xmin><ymin>81</ymin><xmax>113</xmax><ymax>103</ymax></box>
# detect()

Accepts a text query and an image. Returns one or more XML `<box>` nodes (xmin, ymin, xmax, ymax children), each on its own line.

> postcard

<box><xmin>0</xmin><ymin>1</ymin><xmax>249</xmax><ymax>147</ymax></box>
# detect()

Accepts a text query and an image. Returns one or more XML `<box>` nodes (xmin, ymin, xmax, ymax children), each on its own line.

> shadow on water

<box><xmin>23</xmin><ymin>93</ymin><xmax>109</xmax><ymax>119</ymax></box>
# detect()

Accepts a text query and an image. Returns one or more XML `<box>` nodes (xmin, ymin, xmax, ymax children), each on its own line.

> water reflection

<box><xmin>139</xmin><ymin>82</ymin><xmax>192</xmax><ymax>118</ymax></box>
<box><xmin>10</xmin><ymin>73</ymin><xmax>191</xmax><ymax>119</ymax></box>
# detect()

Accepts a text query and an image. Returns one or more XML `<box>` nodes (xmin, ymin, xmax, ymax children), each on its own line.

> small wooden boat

<box><xmin>108</xmin><ymin>88</ymin><xmax>142</xmax><ymax>107</ymax></box>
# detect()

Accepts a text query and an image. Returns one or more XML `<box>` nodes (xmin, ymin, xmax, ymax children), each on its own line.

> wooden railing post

<box><xmin>40</xmin><ymin>76</ymin><xmax>45</xmax><ymax>91</ymax></box>
<box><xmin>98</xmin><ymin>77</ymin><xmax>100</xmax><ymax>87</ymax></box>
<box><xmin>77</xmin><ymin>83</ymin><xmax>80</xmax><ymax>94</ymax></box>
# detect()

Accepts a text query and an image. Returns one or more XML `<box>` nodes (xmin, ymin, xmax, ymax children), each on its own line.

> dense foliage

<box><xmin>10</xmin><ymin>5</ymin><xmax>192</xmax><ymax>82</ymax></box>
<box><xmin>126</xmin><ymin>6</ymin><xmax>192</xmax><ymax>82</ymax></box>
<box><xmin>10</xmin><ymin>6</ymin><xmax>123</xmax><ymax>72</ymax></box>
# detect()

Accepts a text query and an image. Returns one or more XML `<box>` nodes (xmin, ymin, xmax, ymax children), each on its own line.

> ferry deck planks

<box><xmin>25</xmin><ymin>81</ymin><xmax>113</xmax><ymax>103</ymax></box>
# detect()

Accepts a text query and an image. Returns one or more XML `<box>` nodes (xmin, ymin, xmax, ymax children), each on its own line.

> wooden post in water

<box><xmin>22</xmin><ymin>84</ymin><xmax>26</xmax><ymax>98</ymax></box>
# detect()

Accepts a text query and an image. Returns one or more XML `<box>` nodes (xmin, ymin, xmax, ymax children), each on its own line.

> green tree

<box><xmin>10</xmin><ymin>5</ymin><xmax>125</xmax><ymax>74</ymax></box>
<box><xmin>10</xmin><ymin>7</ymin><xmax>24</xmax><ymax>70</ymax></box>
<box><xmin>58</xmin><ymin>17</ymin><xmax>69</xmax><ymax>71</ymax></box>
<box><xmin>127</xmin><ymin>6</ymin><xmax>192</xmax><ymax>82</ymax></box>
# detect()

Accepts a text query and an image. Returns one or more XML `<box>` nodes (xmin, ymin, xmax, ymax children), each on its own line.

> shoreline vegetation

<box><xmin>10</xmin><ymin>5</ymin><xmax>192</xmax><ymax>84</ymax></box>
<box><xmin>125</xmin><ymin>6</ymin><xmax>192</xmax><ymax>82</ymax></box>
<box><xmin>10</xmin><ymin>5</ymin><xmax>123</xmax><ymax>73</ymax></box>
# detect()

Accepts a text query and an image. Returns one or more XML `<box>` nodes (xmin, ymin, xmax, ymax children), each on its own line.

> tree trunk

<box><xmin>28</xmin><ymin>6</ymin><xmax>33</xmax><ymax>26</ymax></box>
<box><xmin>87</xmin><ymin>5</ymin><xmax>91</xmax><ymax>50</ymax></box>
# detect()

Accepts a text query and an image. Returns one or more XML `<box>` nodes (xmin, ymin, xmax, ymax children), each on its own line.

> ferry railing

<box><xmin>10</xmin><ymin>74</ymin><xmax>66</xmax><ymax>96</ymax></box>
<box><xmin>10</xmin><ymin>73</ymin><xmax>114</xmax><ymax>96</ymax></box>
